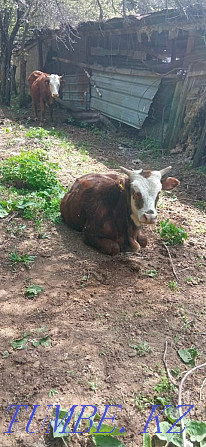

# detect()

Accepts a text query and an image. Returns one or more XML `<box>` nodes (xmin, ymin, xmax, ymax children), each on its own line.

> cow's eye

<box><xmin>133</xmin><ymin>192</ymin><xmax>143</xmax><ymax>209</ymax></box>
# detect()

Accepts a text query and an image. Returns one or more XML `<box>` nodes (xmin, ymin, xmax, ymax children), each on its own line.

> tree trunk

<box><xmin>19</xmin><ymin>58</ymin><xmax>27</xmax><ymax>107</ymax></box>
<box><xmin>0</xmin><ymin>48</ymin><xmax>12</xmax><ymax>106</ymax></box>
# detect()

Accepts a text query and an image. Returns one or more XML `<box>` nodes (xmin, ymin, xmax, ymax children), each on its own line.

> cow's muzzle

<box><xmin>142</xmin><ymin>210</ymin><xmax>157</xmax><ymax>224</ymax></box>
<box><xmin>52</xmin><ymin>93</ymin><xmax>59</xmax><ymax>98</ymax></box>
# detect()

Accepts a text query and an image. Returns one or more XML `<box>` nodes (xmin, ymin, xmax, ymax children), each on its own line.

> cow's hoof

<box><xmin>129</xmin><ymin>238</ymin><xmax>141</xmax><ymax>251</ymax></box>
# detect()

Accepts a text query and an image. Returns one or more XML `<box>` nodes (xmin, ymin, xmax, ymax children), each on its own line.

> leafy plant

<box><xmin>10</xmin><ymin>333</ymin><xmax>30</xmax><ymax>350</ymax></box>
<box><xmin>49</xmin><ymin>389</ymin><xmax>59</xmax><ymax>398</ymax></box>
<box><xmin>158</xmin><ymin>219</ymin><xmax>188</xmax><ymax>245</ymax></box>
<box><xmin>9</xmin><ymin>247</ymin><xmax>36</xmax><ymax>267</ymax></box>
<box><xmin>25</xmin><ymin>284</ymin><xmax>44</xmax><ymax>299</ymax></box>
<box><xmin>153</xmin><ymin>375</ymin><xmax>176</xmax><ymax>394</ymax></box>
<box><xmin>129</xmin><ymin>340</ymin><xmax>152</xmax><ymax>356</ymax></box>
<box><xmin>134</xmin><ymin>393</ymin><xmax>154</xmax><ymax>411</ymax></box>
<box><xmin>168</xmin><ymin>281</ymin><xmax>180</xmax><ymax>292</ymax></box>
<box><xmin>178</xmin><ymin>348</ymin><xmax>198</xmax><ymax>367</ymax></box>
<box><xmin>26</xmin><ymin>127</ymin><xmax>50</xmax><ymax>139</ymax></box>
<box><xmin>89</xmin><ymin>381</ymin><xmax>97</xmax><ymax>393</ymax></box>
<box><xmin>145</xmin><ymin>269</ymin><xmax>158</xmax><ymax>278</ymax></box>
<box><xmin>0</xmin><ymin>150</ymin><xmax>60</xmax><ymax>191</ymax></box>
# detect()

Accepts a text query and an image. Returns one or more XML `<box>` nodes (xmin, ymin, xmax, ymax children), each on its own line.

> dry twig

<box><xmin>199</xmin><ymin>376</ymin><xmax>206</xmax><ymax>401</ymax></box>
<box><xmin>163</xmin><ymin>341</ymin><xmax>178</xmax><ymax>386</ymax></box>
<box><xmin>162</xmin><ymin>242</ymin><xmax>178</xmax><ymax>281</ymax></box>
<box><xmin>178</xmin><ymin>362</ymin><xmax>206</xmax><ymax>447</ymax></box>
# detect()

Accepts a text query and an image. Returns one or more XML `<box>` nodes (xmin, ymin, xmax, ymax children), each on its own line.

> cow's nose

<box><xmin>143</xmin><ymin>211</ymin><xmax>157</xmax><ymax>224</ymax></box>
<box><xmin>52</xmin><ymin>93</ymin><xmax>59</xmax><ymax>98</ymax></box>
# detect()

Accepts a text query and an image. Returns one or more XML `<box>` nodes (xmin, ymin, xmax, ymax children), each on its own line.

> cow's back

<box><xmin>60</xmin><ymin>173</ymin><xmax>129</xmax><ymax>234</ymax></box>
<box><xmin>30</xmin><ymin>72</ymin><xmax>51</xmax><ymax>104</ymax></box>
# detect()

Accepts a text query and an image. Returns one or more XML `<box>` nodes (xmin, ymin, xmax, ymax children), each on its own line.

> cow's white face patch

<box><xmin>48</xmin><ymin>74</ymin><xmax>61</xmax><ymax>98</ymax></box>
<box><xmin>130</xmin><ymin>171</ymin><xmax>162</xmax><ymax>225</ymax></box>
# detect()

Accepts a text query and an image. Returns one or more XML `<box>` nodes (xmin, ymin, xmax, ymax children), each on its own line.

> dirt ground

<box><xmin>0</xmin><ymin>105</ymin><xmax>205</xmax><ymax>447</ymax></box>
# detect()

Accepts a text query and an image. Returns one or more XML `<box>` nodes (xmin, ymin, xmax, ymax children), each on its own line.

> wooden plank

<box><xmin>52</xmin><ymin>56</ymin><xmax>161</xmax><ymax>77</ymax></box>
<box><xmin>164</xmin><ymin>75</ymin><xmax>190</xmax><ymax>149</ymax></box>
<box><xmin>90</xmin><ymin>47</ymin><xmax>147</xmax><ymax>59</ymax></box>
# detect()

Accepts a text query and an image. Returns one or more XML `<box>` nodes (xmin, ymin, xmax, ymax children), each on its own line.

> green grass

<box><xmin>0</xmin><ymin>149</ymin><xmax>60</xmax><ymax>191</ymax></box>
<box><xmin>0</xmin><ymin>149</ymin><xmax>65</xmax><ymax>223</ymax></box>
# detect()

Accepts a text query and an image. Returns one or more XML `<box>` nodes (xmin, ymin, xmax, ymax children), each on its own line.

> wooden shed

<box><xmin>14</xmin><ymin>6</ymin><xmax>206</xmax><ymax>163</ymax></box>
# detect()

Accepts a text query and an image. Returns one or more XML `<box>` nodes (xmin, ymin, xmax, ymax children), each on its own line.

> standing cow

<box><xmin>28</xmin><ymin>70</ymin><xmax>64</xmax><ymax>125</ymax></box>
<box><xmin>60</xmin><ymin>166</ymin><xmax>180</xmax><ymax>256</ymax></box>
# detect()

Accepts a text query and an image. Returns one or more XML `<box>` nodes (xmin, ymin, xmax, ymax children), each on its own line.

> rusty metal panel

<box><xmin>62</xmin><ymin>73</ymin><xmax>90</xmax><ymax>111</ymax></box>
<box><xmin>90</xmin><ymin>70</ymin><xmax>161</xmax><ymax>129</ymax></box>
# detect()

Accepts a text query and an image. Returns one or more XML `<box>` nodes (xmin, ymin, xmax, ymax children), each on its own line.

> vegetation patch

<box><xmin>158</xmin><ymin>219</ymin><xmax>188</xmax><ymax>245</ymax></box>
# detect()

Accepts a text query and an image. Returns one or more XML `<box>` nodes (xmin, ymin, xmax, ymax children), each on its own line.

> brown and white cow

<box><xmin>60</xmin><ymin>166</ymin><xmax>180</xmax><ymax>256</ymax></box>
<box><xmin>28</xmin><ymin>70</ymin><xmax>64</xmax><ymax>125</ymax></box>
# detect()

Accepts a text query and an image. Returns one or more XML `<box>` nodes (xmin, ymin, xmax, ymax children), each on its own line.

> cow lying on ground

<box><xmin>60</xmin><ymin>166</ymin><xmax>180</xmax><ymax>256</ymax></box>
<box><xmin>28</xmin><ymin>70</ymin><xmax>64</xmax><ymax>125</ymax></box>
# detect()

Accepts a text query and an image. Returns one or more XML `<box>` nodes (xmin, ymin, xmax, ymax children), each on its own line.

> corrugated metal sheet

<box><xmin>62</xmin><ymin>73</ymin><xmax>90</xmax><ymax>111</ymax></box>
<box><xmin>90</xmin><ymin>70</ymin><xmax>161</xmax><ymax>129</ymax></box>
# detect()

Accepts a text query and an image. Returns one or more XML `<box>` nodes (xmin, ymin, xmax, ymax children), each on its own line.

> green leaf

<box><xmin>50</xmin><ymin>408</ymin><xmax>71</xmax><ymax>439</ymax></box>
<box><xmin>10</xmin><ymin>335</ymin><xmax>28</xmax><ymax>350</ymax></box>
<box><xmin>145</xmin><ymin>269</ymin><xmax>158</xmax><ymax>278</ymax></box>
<box><xmin>92</xmin><ymin>435</ymin><xmax>126</xmax><ymax>446</ymax></box>
<box><xmin>201</xmin><ymin>438</ymin><xmax>206</xmax><ymax>447</ymax></box>
<box><xmin>89</xmin><ymin>423</ymin><xmax>125</xmax><ymax>436</ymax></box>
<box><xmin>40</xmin><ymin>335</ymin><xmax>51</xmax><ymax>347</ymax></box>
<box><xmin>49</xmin><ymin>389</ymin><xmax>59</xmax><ymax>398</ymax></box>
<box><xmin>2</xmin><ymin>350</ymin><xmax>9</xmax><ymax>358</ymax></box>
<box><xmin>143</xmin><ymin>433</ymin><xmax>152</xmax><ymax>447</ymax></box>
<box><xmin>25</xmin><ymin>284</ymin><xmax>44</xmax><ymax>299</ymax></box>
<box><xmin>178</xmin><ymin>348</ymin><xmax>198</xmax><ymax>366</ymax></box>
<box><xmin>186</xmin><ymin>421</ymin><xmax>206</xmax><ymax>442</ymax></box>
<box><xmin>155</xmin><ymin>421</ymin><xmax>184</xmax><ymax>446</ymax></box>
<box><xmin>165</xmin><ymin>406</ymin><xmax>180</xmax><ymax>424</ymax></box>
<box><xmin>0</xmin><ymin>206</ymin><xmax>9</xmax><ymax>218</ymax></box>
<box><xmin>31</xmin><ymin>339</ymin><xmax>39</xmax><ymax>347</ymax></box>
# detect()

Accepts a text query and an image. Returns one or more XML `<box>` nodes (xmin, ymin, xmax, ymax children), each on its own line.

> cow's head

<box><xmin>45</xmin><ymin>74</ymin><xmax>63</xmax><ymax>98</ymax></box>
<box><xmin>121</xmin><ymin>166</ymin><xmax>180</xmax><ymax>225</ymax></box>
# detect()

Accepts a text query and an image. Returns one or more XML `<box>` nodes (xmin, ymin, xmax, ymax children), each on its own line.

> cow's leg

<box><xmin>83</xmin><ymin>225</ymin><xmax>120</xmax><ymax>256</ymax></box>
<box><xmin>130</xmin><ymin>227</ymin><xmax>148</xmax><ymax>249</ymax></box>
<box><xmin>49</xmin><ymin>104</ymin><xmax>54</xmax><ymax>123</ymax></box>
<box><xmin>40</xmin><ymin>101</ymin><xmax>46</xmax><ymax>126</ymax></box>
<box><xmin>87</xmin><ymin>236</ymin><xmax>120</xmax><ymax>256</ymax></box>
<box><xmin>32</xmin><ymin>101</ymin><xmax>38</xmax><ymax>121</ymax></box>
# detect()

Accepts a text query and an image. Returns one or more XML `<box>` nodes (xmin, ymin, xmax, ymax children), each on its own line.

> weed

<box><xmin>168</xmin><ymin>281</ymin><xmax>179</xmax><ymax>292</ymax></box>
<box><xmin>141</xmin><ymin>137</ymin><xmax>161</xmax><ymax>157</ymax></box>
<box><xmin>195</xmin><ymin>200</ymin><xmax>206</xmax><ymax>212</ymax></box>
<box><xmin>49</xmin><ymin>389</ymin><xmax>59</xmax><ymax>398</ymax></box>
<box><xmin>0</xmin><ymin>150</ymin><xmax>60</xmax><ymax>191</ymax></box>
<box><xmin>25</xmin><ymin>284</ymin><xmax>44</xmax><ymax>299</ymax></box>
<box><xmin>129</xmin><ymin>340</ymin><xmax>152</xmax><ymax>356</ymax></box>
<box><xmin>26</xmin><ymin>127</ymin><xmax>50</xmax><ymax>139</ymax></box>
<box><xmin>88</xmin><ymin>380</ymin><xmax>97</xmax><ymax>393</ymax></box>
<box><xmin>158</xmin><ymin>219</ymin><xmax>188</xmax><ymax>245</ymax></box>
<box><xmin>134</xmin><ymin>393</ymin><xmax>154</xmax><ymax>410</ymax></box>
<box><xmin>171</xmin><ymin>367</ymin><xmax>182</xmax><ymax>378</ymax></box>
<box><xmin>9</xmin><ymin>247</ymin><xmax>36</xmax><ymax>267</ymax></box>
<box><xmin>105</xmin><ymin>160</ymin><xmax>120</xmax><ymax>168</ymax></box>
<box><xmin>145</xmin><ymin>269</ymin><xmax>158</xmax><ymax>278</ymax></box>
<box><xmin>153</xmin><ymin>375</ymin><xmax>176</xmax><ymax>394</ymax></box>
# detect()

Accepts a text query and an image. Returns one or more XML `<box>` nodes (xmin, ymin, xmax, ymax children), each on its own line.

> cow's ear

<box><xmin>161</xmin><ymin>177</ymin><xmax>180</xmax><ymax>190</ymax></box>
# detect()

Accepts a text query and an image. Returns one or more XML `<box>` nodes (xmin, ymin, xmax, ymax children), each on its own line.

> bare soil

<box><xmin>0</xmin><ymin>105</ymin><xmax>205</xmax><ymax>447</ymax></box>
